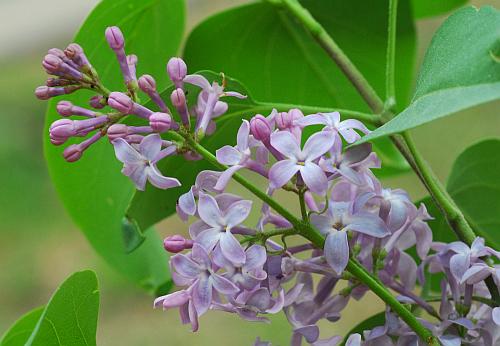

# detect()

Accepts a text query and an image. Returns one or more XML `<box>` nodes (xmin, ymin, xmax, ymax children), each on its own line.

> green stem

<box><xmin>298</xmin><ymin>190</ymin><xmax>308</xmax><ymax>221</ymax></box>
<box><xmin>385</xmin><ymin>0</ymin><xmax>398</xmax><ymax>108</ymax></box>
<box><xmin>176</xmin><ymin>131</ymin><xmax>439</xmax><ymax>345</ymax></box>
<box><xmin>266</xmin><ymin>0</ymin><xmax>384</xmax><ymax>113</ymax></box>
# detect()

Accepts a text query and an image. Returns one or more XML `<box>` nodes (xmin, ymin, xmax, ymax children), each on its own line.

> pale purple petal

<box><xmin>270</xmin><ymin>131</ymin><xmax>300</xmax><ymax>159</ymax></box>
<box><xmin>348</xmin><ymin>213</ymin><xmax>389</xmax><ymax>238</ymax></box>
<box><xmin>171</xmin><ymin>254</ymin><xmax>200</xmax><ymax>278</ymax></box>
<box><xmin>224</xmin><ymin>199</ymin><xmax>252</xmax><ymax>228</ymax></box>
<box><xmin>195</xmin><ymin>228</ymin><xmax>221</xmax><ymax>252</ymax></box>
<box><xmin>224</xmin><ymin>91</ymin><xmax>247</xmax><ymax>99</ymax></box>
<box><xmin>311</xmin><ymin>214</ymin><xmax>334</xmax><ymax>235</ymax></box>
<box><xmin>113</xmin><ymin>138</ymin><xmax>143</xmax><ymax>164</ymax></box>
<box><xmin>179</xmin><ymin>187</ymin><xmax>196</xmax><ymax>216</ymax></box>
<box><xmin>147</xmin><ymin>166</ymin><xmax>181</xmax><ymax>189</ymax></box>
<box><xmin>192</xmin><ymin>276</ymin><xmax>212</xmax><ymax>315</ymax></box>
<box><xmin>236</xmin><ymin>120</ymin><xmax>250</xmax><ymax>151</ymax></box>
<box><xmin>269</xmin><ymin>159</ymin><xmax>300</xmax><ymax>190</ymax></box>
<box><xmin>191</xmin><ymin>243</ymin><xmax>211</xmax><ymax>269</ymax></box>
<box><xmin>492</xmin><ymin>307</ymin><xmax>500</xmax><ymax>325</ymax></box>
<box><xmin>460</xmin><ymin>263</ymin><xmax>491</xmax><ymax>284</ymax></box>
<box><xmin>184</xmin><ymin>74</ymin><xmax>211</xmax><ymax>90</ymax></box>
<box><xmin>397</xmin><ymin>252</ymin><xmax>417</xmax><ymax>290</ymax></box>
<box><xmin>324</xmin><ymin>231</ymin><xmax>349</xmax><ymax>275</ymax></box>
<box><xmin>294</xmin><ymin>113</ymin><xmax>328</xmax><ymax>127</ymax></box>
<box><xmin>154</xmin><ymin>290</ymin><xmax>190</xmax><ymax>309</ymax></box>
<box><xmin>219</xmin><ymin>230</ymin><xmax>246</xmax><ymax>265</ymax></box>
<box><xmin>124</xmin><ymin>164</ymin><xmax>148</xmax><ymax>191</ymax></box>
<box><xmin>245</xmin><ymin>245</ymin><xmax>267</xmax><ymax>270</ymax></box>
<box><xmin>345</xmin><ymin>333</ymin><xmax>361</xmax><ymax>346</ymax></box>
<box><xmin>198</xmin><ymin>193</ymin><xmax>224</xmax><ymax>227</ymax></box>
<box><xmin>211</xmin><ymin>273</ymin><xmax>239</xmax><ymax>295</ymax></box>
<box><xmin>139</xmin><ymin>134</ymin><xmax>162</xmax><ymax>161</ymax></box>
<box><xmin>450</xmin><ymin>253</ymin><xmax>470</xmax><ymax>280</ymax></box>
<box><xmin>295</xmin><ymin>325</ymin><xmax>319</xmax><ymax>343</ymax></box>
<box><xmin>216</xmin><ymin>145</ymin><xmax>242</xmax><ymax>165</ymax></box>
<box><xmin>302</xmin><ymin>131</ymin><xmax>335</xmax><ymax>160</ymax></box>
<box><xmin>301</xmin><ymin>162</ymin><xmax>328</xmax><ymax>195</ymax></box>
<box><xmin>214</xmin><ymin>165</ymin><xmax>243</xmax><ymax>191</ymax></box>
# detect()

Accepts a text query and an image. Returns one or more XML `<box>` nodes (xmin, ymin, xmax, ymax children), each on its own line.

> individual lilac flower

<box><xmin>213</xmin><ymin>244</ymin><xmax>267</xmax><ymax>290</ymax></box>
<box><xmin>268</xmin><ymin>131</ymin><xmax>334</xmax><ymax>195</ymax></box>
<box><xmin>311</xmin><ymin>201</ymin><xmax>389</xmax><ymax>274</ymax></box>
<box><xmin>170</xmin><ymin>244</ymin><xmax>239</xmax><ymax>316</ymax></box>
<box><xmin>167</xmin><ymin>57</ymin><xmax>187</xmax><ymax>89</ymax></box>
<box><xmin>321</xmin><ymin>143</ymin><xmax>379</xmax><ymax>186</ymax></box>
<box><xmin>190</xmin><ymin>192</ymin><xmax>251</xmax><ymax>264</ymax></box>
<box><xmin>275</xmin><ymin>109</ymin><xmax>304</xmax><ymax>141</ymax></box>
<box><xmin>154</xmin><ymin>289</ymin><xmax>199</xmax><ymax>332</ymax></box>
<box><xmin>448</xmin><ymin>237</ymin><xmax>500</xmax><ymax>282</ymax></box>
<box><xmin>295</xmin><ymin>111</ymin><xmax>370</xmax><ymax>144</ymax></box>
<box><xmin>112</xmin><ymin>134</ymin><xmax>180</xmax><ymax>191</ymax></box>
<box><xmin>215</xmin><ymin>120</ymin><xmax>267</xmax><ymax>190</ymax></box>
<box><xmin>184</xmin><ymin>73</ymin><xmax>246</xmax><ymax>135</ymax></box>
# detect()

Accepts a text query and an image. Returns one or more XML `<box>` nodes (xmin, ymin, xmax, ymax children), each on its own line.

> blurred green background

<box><xmin>0</xmin><ymin>0</ymin><xmax>498</xmax><ymax>345</ymax></box>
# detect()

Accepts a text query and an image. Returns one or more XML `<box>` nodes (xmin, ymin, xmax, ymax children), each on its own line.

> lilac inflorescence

<box><xmin>35</xmin><ymin>26</ymin><xmax>500</xmax><ymax>345</ymax></box>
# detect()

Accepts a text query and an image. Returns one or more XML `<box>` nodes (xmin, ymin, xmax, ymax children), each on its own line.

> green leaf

<box><xmin>341</xmin><ymin>311</ymin><xmax>385</xmax><ymax>345</ymax></box>
<box><xmin>43</xmin><ymin>0</ymin><xmax>185</xmax><ymax>291</ymax></box>
<box><xmin>183</xmin><ymin>0</ymin><xmax>415</xmax><ymax>176</ymax></box>
<box><xmin>0</xmin><ymin>271</ymin><xmax>100</xmax><ymax>346</ymax></box>
<box><xmin>411</xmin><ymin>0</ymin><xmax>467</xmax><ymax>18</ymax></box>
<box><xmin>0</xmin><ymin>307</ymin><xmax>44</xmax><ymax>346</ymax></box>
<box><xmin>359</xmin><ymin>6</ymin><xmax>500</xmax><ymax>144</ymax></box>
<box><xmin>447</xmin><ymin>139</ymin><xmax>500</xmax><ymax>250</ymax></box>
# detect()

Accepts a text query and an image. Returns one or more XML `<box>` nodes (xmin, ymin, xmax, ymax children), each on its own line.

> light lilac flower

<box><xmin>112</xmin><ymin>134</ymin><xmax>180</xmax><ymax>191</ymax></box>
<box><xmin>170</xmin><ymin>244</ymin><xmax>239</xmax><ymax>316</ymax></box>
<box><xmin>189</xmin><ymin>192</ymin><xmax>251</xmax><ymax>264</ymax></box>
<box><xmin>295</xmin><ymin>111</ymin><xmax>370</xmax><ymax>144</ymax></box>
<box><xmin>269</xmin><ymin>131</ymin><xmax>334</xmax><ymax>195</ymax></box>
<box><xmin>154</xmin><ymin>289</ymin><xmax>199</xmax><ymax>332</ymax></box>
<box><xmin>311</xmin><ymin>201</ymin><xmax>388</xmax><ymax>274</ymax></box>
<box><xmin>184</xmin><ymin>73</ymin><xmax>246</xmax><ymax>135</ymax></box>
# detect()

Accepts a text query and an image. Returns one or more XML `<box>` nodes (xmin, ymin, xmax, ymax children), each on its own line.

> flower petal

<box><xmin>270</xmin><ymin>131</ymin><xmax>300</xmax><ymax>159</ymax></box>
<box><xmin>184</xmin><ymin>74</ymin><xmax>211</xmax><ymax>90</ymax></box>
<box><xmin>195</xmin><ymin>228</ymin><xmax>221</xmax><ymax>252</ymax></box>
<box><xmin>348</xmin><ymin>213</ymin><xmax>389</xmax><ymax>238</ymax></box>
<box><xmin>245</xmin><ymin>245</ymin><xmax>267</xmax><ymax>270</ymax></box>
<box><xmin>171</xmin><ymin>254</ymin><xmax>200</xmax><ymax>278</ymax></box>
<box><xmin>324</xmin><ymin>231</ymin><xmax>349</xmax><ymax>275</ymax></box>
<box><xmin>294</xmin><ymin>113</ymin><xmax>328</xmax><ymax>127</ymax></box>
<box><xmin>492</xmin><ymin>307</ymin><xmax>500</xmax><ymax>325</ymax></box>
<box><xmin>214</xmin><ymin>165</ymin><xmax>243</xmax><ymax>191</ymax></box>
<box><xmin>269</xmin><ymin>160</ymin><xmax>300</xmax><ymax>190</ymax></box>
<box><xmin>147</xmin><ymin>165</ymin><xmax>181</xmax><ymax>189</ymax></box>
<box><xmin>178</xmin><ymin>187</ymin><xmax>196</xmax><ymax>216</ymax></box>
<box><xmin>112</xmin><ymin>138</ymin><xmax>143</xmax><ymax>164</ymax></box>
<box><xmin>211</xmin><ymin>273</ymin><xmax>239</xmax><ymax>295</ymax></box>
<box><xmin>224</xmin><ymin>199</ymin><xmax>253</xmax><ymax>228</ymax></box>
<box><xmin>302</xmin><ymin>131</ymin><xmax>335</xmax><ymax>160</ymax></box>
<box><xmin>192</xmin><ymin>276</ymin><xmax>212</xmax><ymax>316</ymax></box>
<box><xmin>139</xmin><ymin>134</ymin><xmax>162</xmax><ymax>161</ymax></box>
<box><xmin>216</xmin><ymin>145</ymin><xmax>242</xmax><ymax>166</ymax></box>
<box><xmin>124</xmin><ymin>163</ymin><xmax>148</xmax><ymax>191</ymax></box>
<box><xmin>198</xmin><ymin>192</ymin><xmax>224</xmax><ymax>227</ymax></box>
<box><xmin>450</xmin><ymin>253</ymin><xmax>470</xmax><ymax>281</ymax></box>
<box><xmin>301</xmin><ymin>162</ymin><xmax>328</xmax><ymax>195</ymax></box>
<box><xmin>220</xmin><ymin>230</ymin><xmax>246</xmax><ymax>265</ymax></box>
<box><xmin>310</xmin><ymin>214</ymin><xmax>334</xmax><ymax>235</ymax></box>
<box><xmin>236</xmin><ymin>120</ymin><xmax>250</xmax><ymax>152</ymax></box>
<box><xmin>191</xmin><ymin>243</ymin><xmax>211</xmax><ymax>269</ymax></box>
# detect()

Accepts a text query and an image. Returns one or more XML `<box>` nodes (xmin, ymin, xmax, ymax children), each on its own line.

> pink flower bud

<box><xmin>250</xmin><ymin>114</ymin><xmax>272</xmax><ymax>142</ymax></box>
<box><xmin>275</xmin><ymin>111</ymin><xmax>293</xmax><ymax>130</ymax></box>
<box><xmin>105</xmin><ymin>26</ymin><xmax>125</xmax><ymax>50</ymax></box>
<box><xmin>42</xmin><ymin>54</ymin><xmax>63</xmax><ymax>73</ymax></box>
<box><xmin>49</xmin><ymin>132</ymin><xmax>66</xmax><ymax>146</ymax></box>
<box><xmin>89</xmin><ymin>95</ymin><xmax>105</xmax><ymax>109</ymax></box>
<box><xmin>64</xmin><ymin>43</ymin><xmax>90</xmax><ymax>68</ymax></box>
<box><xmin>50</xmin><ymin>119</ymin><xmax>76</xmax><ymax>137</ymax></box>
<box><xmin>107</xmin><ymin>124</ymin><xmax>129</xmax><ymax>141</ymax></box>
<box><xmin>138</xmin><ymin>74</ymin><xmax>156</xmax><ymax>93</ymax></box>
<box><xmin>108</xmin><ymin>92</ymin><xmax>133</xmax><ymax>114</ymax></box>
<box><xmin>149</xmin><ymin>112</ymin><xmax>171</xmax><ymax>132</ymax></box>
<box><xmin>163</xmin><ymin>235</ymin><xmax>193</xmax><ymax>253</ymax></box>
<box><xmin>35</xmin><ymin>86</ymin><xmax>51</xmax><ymax>100</ymax></box>
<box><xmin>170</xmin><ymin>88</ymin><xmax>185</xmax><ymax>108</ymax></box>
<box><xmin>63</xmin><ymin>144</ymin><xmax>83</xmax><ymax>162</ymax></box>
<box><xmin>166</xmin><ymin>57</ymin><xmax>187</xmax><ymax>83</ymax></box>
<box><xmin>56</xmin><ymin>100</ymin><xmax>74</xmax><ymax>116</ymax></box>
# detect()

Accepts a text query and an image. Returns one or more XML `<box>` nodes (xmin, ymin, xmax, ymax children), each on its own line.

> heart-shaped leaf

<box><xmin>359</xmin><ymin>6</ymin><xmax>500</xmax><ymax>144</ymax></box>
<box><xmin>43</xmin><ymin>0</ymin><xmax>185</xmax><ymax>292</ymax></box>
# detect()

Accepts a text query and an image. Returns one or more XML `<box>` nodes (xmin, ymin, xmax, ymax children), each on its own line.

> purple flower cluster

<box><xmin>36</xmin><ymin>26</ymin><xmax>244</xmax><ymax>190</ymax></box>
<box><xmin>35</xmin><ymin>25</ymin><xmax>500</xmax><ymax>345</ymax></box>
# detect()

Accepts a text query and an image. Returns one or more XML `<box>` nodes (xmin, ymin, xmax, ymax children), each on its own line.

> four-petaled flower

<box><xmin>112</xmin><ymin>134</ymin><xmax>180</xmax><ymax>191</ymax></box>
<box><xmin>269</xmin><ymin>131</ymin><xmax>334</xmax><ymax>195</ymax></box>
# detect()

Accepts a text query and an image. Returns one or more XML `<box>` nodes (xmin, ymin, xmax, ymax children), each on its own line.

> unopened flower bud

<box><xmin>50</xmin><ymin>119</ymin><xmax>77</xmax><ymax>137</ymax></box>
<box><xmin>108</xmin><ymin>92</ymin><xmax>133</xmax><ymax>114</ymax></box>
<box><xmin>163</xmin><ymin>235</ymin><xmax>193</xmax><ymax>253</ymax></box>
<box><xmin>89</xmin><ymin>95</ymin><xmax>106</xmax><ymax>109</ymax></box>
<box><xmin>149</xmin><ymin>112</ymin><xmax>171</xmax><ymax>132</ymax></box>
<box><xmin>171</xmin><ymin>88</ymin><xmax>190</xmax><ymax>126</ymax></box>
<box><xmin>63</xmin><ymin>144</ymin><xmax>83</xmax><ymax>162</ymax></box>
<box><xmin>126</xmin><ymin>54</ymin><xmax>138</xmax><ymax>79</ymax></box>
<box><xmin>138</xmin><ymin>74</ymin><xmax>156</xmax><ymax>93</ymax></box>
<box><xmin>275</xmin><ymin>111</ymin><xmax>293</xmax><ymax>130</ymax></box>
<box><xmin>107</xmin><ymin>124</ymin><xmax>130</xmax><ymax>141</ymax></box>
<box><xmin>105</xmin><ymin>26</ymin><xmax>125</xmax><ymax>50</ymax></box>
<box><xmin>56</xmin><ymin>101</ymin><xmax>74</xmax><ymax>116</ymax></box>
<box><xmin>64</xmin><ymin>43</ymin><xmax>90</xmax><ymax>69</ymax></box>
<box><xmin>49</xmin><ymin>132</ymin><xmax>67</xmax><ymax>146</ymax></box>
<box><xmin>166</xmin><ymin>57</ymin><xmax>187</xmax><ymax>85</ymax></box>
<box><xmin>46</xmin><ymin>78</ymin><xmax>73</xmax><ymax>87</ymax></box>
<box><xmin>250</xmin><ymin>114</ymin><xmax>272</xmax><ymax>142</ymax></box>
